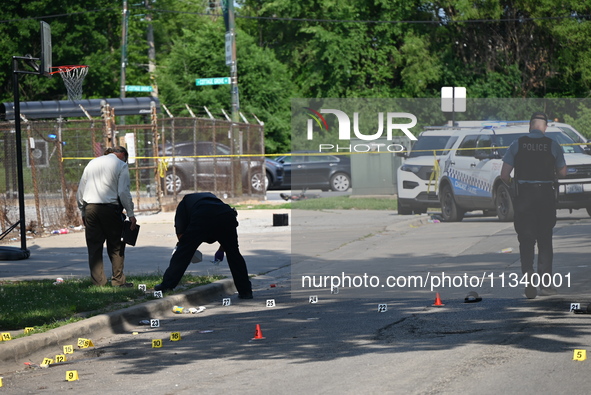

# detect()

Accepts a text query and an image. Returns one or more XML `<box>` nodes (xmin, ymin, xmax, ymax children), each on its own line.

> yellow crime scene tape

<box><xmin>60</xmin><ymin>141</ymin><xmax>587</xmax><ymax>162</ymax></box>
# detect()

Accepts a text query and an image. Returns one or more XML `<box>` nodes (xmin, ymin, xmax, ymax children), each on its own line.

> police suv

<box><xmin>397</xmin><ymin>128</ymin><xmax>480</xmax><ymax>215</ymax></box>
<box><xmin>437</xmin><ymin>124</ymin><xmax>591</xmax><ymax>221</ymax></box>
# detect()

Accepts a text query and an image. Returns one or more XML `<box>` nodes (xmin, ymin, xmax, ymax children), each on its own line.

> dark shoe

<box><xmin>238</xmin><ymin>292</ymin><xmax>253</xmax><ymax>299</ymax></box>
<box><xmin>119</xmin><ymin>282</ymin><xmax>134</xmax><ymax>288</ymax></box>
<box><xmin>154</xmin><ymin>283</ymin><xmax>172</xmax><ymax>292</ymax></box>
<box><xmin>525</xmin><ymin>272</ymin><xmax>537</xmax><ymax>299</ymax></box>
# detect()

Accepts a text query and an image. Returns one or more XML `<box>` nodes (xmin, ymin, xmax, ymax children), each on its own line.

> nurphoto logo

<box><xmin>304</xmin><ymin>107</ymin><xmax>418</xmax><ymax>153</ymax></box>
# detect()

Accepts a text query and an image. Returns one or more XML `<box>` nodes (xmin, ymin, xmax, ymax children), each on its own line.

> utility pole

<box><xmin>222</xmin><ymin>1</ymin><xmax>242</xmax><ymax>195</ymax></box>
<box><xmin>120</xmin><ymin>0</ymin><xmax>129</xmax><ymax>125</ymax></box>
<box><xmin>145</xmin><ymin>0</ymin><xmax>158</xmax><ymax>98</ymax></box>
<box><xmin>223</xmin><ymin>1</ymin><xmax>239</xmax><ymax>122</ymax></box>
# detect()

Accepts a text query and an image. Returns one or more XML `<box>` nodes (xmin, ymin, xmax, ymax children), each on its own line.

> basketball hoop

<box><xmin>50</xmin><ymin>65</ymin><xmax>88</xmax><ymax>101</ymax></box>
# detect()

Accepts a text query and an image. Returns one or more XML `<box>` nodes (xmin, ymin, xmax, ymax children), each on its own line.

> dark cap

<box><xmin>530</xmin><ymin>112</ymin><xmax>548</xmax><ymax>123</ymax></box>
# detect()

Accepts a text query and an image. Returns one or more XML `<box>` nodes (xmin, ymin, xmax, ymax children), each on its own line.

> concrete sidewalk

<box><xmin>0</xmin><ymin>208</ymin><xmax>292</xmax><ymax>281</ymax></box>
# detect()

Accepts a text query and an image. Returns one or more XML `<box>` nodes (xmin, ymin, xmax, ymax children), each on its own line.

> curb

<box><xmin>0</xmin><ymin>278</ymin><xmax>236</xmax><ymax>372</ymax></box>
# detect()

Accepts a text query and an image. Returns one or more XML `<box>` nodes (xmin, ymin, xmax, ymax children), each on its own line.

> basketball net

<box><xmin>51</xmin><ymin>65</ymin><xmax>88</xmax><ymax>101</ymax></box>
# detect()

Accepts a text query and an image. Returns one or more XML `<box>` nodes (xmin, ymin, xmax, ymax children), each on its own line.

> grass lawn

<box><xmin>291</xmin><ymin>195</ymin><xmax>397</xmax><ymax>210</ymax></box>
<box><xmin>0</xmin><ymin>273</ymin><xmax>223</xmax><ymax>336</ymax></box>
<box><xmin>235</xmin><ymin>196</ymin><xmax>398</xmax><ymax>211</ymax></box>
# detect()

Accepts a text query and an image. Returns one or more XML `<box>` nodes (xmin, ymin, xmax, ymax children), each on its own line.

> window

<box><xmin>456</xmin><ymin>135</ymin><xmax>479</xmax><ymax>157</ymax></box>
<box><xmin>475</xmin><ymin>135</ymin><xmax>492</xmax><ymax>157</ymax></box>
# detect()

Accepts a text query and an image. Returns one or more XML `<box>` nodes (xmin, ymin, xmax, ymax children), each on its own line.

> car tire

<box><xmin>330</xmin><ymin>172</ymin><xmax>351</xmax><ymax>192</ymax></box>
<box><xmin>587</xmin><ymin>207</ymin><xmax>591</xmax><ymax>217</ymax></box>
<box><xmin>440</xmin><ymin>184</ymin><xmax>464</xmax><ymax>222</ymax></box>
<box><xmin>265</xmin><ymin>172</ymin><xmax>271</xmax><ymax>190</ymax></box>
<box><xmin>397</xmin><ymin>201</ymin><xmax>413</xmax><ymax>215</ymax></box>
<box><xmin>250</xmin><ymin>172</ymin><xmax>266</xmax><ymax>192</ymax></box>
<box><xmin>164</xmin><ymin>171</ymin><xmax>184</xmax><ymax>194</ymax></box>
<box><xmin>495</xmin><ymin>183</ymin><xmax>514</xmax><ymax>222</ymax></box>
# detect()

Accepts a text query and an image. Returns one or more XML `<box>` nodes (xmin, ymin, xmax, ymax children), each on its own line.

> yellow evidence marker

<box><xmin>66</xmin><ymin>371</ymin><xmax>79</xmax><ymax>381</ymax></box>
<box><xmin>152</xmin><ymin>339</ymin><xmax>163</xmax><ymax>348</ymax></box>
<box><xmin>41</xmin><ymin>358</ymin><xmax>53</xmax><ymax>367</ymax></box>
<box><xmin>170</xmin><ymin>332</ymin><xmax>181</xmax><ymax>341</ymax></box>
<box><xmin>573</xmin><ymin>349</ymin><xmax>587</xmax><ymax>361</ymax></box>
<box><xmin>63</xmin><ymin>345</ymin><xmax>74</xmax><ymax>354</ymax></box>
<box><xmin>77</xmin><ymin>338</ymin><xmax>94</xmax><ymax>348</ymax></box>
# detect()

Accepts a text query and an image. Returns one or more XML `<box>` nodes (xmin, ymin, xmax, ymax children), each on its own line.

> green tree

<box><xmin>157</xmin><ymin>18</ymin><xmax>296</xmax><ymax>153</ymax></box>
<box><xmin>238</xmin><ymin>0</ymin><xmax>442</xmax><ymax>98</ymax></box>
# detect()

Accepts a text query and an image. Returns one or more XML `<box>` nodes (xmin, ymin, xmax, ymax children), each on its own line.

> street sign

<box><xmin>125</xmin><ymin>85</ymin><xmax>153</xmax><ymax>92</ymax></box>
<box><xmin>196</xmin><ymin>77</ymin><xmax>231</xmax><ymax>86</ymax></box>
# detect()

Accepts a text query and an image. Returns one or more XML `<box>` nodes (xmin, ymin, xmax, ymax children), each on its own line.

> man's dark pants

<box><xmin>161</xmin><ymin>211</ymin><xmax>252</xmax><ymax>295</ymax></box>
<box><xmin>84</xmin><ymin>204</ymin><xmax>127</xmax><ymax>286</ymax></box>
<box><xmin>513</xmin><ymin>183</ymin><xmax>556</xmax><ymax>279</ymax></box>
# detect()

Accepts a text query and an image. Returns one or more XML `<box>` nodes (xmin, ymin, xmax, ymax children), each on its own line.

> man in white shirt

<box><xmin>77</xmin><ymin>146</ymin><xmax>137</xmax><ymax>287</ymax></box>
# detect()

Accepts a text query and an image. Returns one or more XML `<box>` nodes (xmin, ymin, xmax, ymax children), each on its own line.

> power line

<box><xmin>0</xmin><ymin>9</ymin><xmax>118</xmax><ymax>24</ymax></box>
<box><xmin>1</xmin><ymin>7</ymin><xmax>588</xmax><ymax>26</ymax></box>
<box><xmin>148</xmin><ymin>8</ymin><xmax>591</xmax><ymax>25</ymax></box>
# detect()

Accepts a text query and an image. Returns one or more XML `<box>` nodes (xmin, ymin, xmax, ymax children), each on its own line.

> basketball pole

<box><xmin>11</xmin><ymin>56</ymin><xmax>33</xmax><ymax>254</ymax></box>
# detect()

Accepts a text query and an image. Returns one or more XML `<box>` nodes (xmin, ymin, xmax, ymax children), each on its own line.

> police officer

<box><xmin>155</xmin><ymin>192</ymin><xmax>253</xmax><ymax>299</ymax></box>
<box><xmin>501</xmin><ymin>112</ymin><xmax>567</xmax><ymax>299</ymax></box>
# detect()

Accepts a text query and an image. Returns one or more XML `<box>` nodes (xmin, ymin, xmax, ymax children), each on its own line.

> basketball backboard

<box><xmin>40</xmin><ymin>21</ymin><xmax>52</xmax><ymax>76</ymax></box>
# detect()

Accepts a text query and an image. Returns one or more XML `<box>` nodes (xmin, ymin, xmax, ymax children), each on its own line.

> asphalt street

<box><xmin>1</xmin><ymin>206</ymin><xmax>591</xmax><ymax>394</ymax></box>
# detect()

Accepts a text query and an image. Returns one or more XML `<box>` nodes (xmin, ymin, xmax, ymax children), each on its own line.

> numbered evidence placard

<box><xmin>55</xmin><ymin>354</ymin><xmax>67</xmax><ymax>363</ymax></box>
<box><xmin>66</xmin><ymin>370</ymin><xmax>79</xmax><ymax>381</ymax></box>
<box><xmin>152</xmin><ymin>339</ymin><xmax>163</xmax><ymax>348</ymax></box>
<box><xmin>573</xmin><ymin>349</ymin><xmax>587</xmax><ymax>361</ymax></box>
<box><xmin>41</xmin><ymin>358</ymin><xmax>54</xmax><ymax>367</ymax></box>
<box><xmin>77</xmin><ymin>338</ymin><xmax>94</xmax><ymax>348</ymax></box>
<box><xmin>63</xmin><ymin>345</ymin><xmax>74</xmax><ymax>354</ymax></box>
<box><xmin>170</xmin><ymin>332</ymin><xmax>181</xmax><ymax>342</ymax></box>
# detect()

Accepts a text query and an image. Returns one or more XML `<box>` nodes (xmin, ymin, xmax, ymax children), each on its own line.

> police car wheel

<box><xmin>397</xmin><ymin>202</ymin><xmax>413</xmax><ymax>215</ymax></box>
<box><xmin>440</xmin><ymin>184</ymin><xmax>464</xmax><ymax>222</ymax></box>
<box><xmin>495</xmin><ymin>184</ymin><xmax>514</xmax><ymax>222</ymax></box>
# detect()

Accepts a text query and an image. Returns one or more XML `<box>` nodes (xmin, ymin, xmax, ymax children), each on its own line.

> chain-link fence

<box><xmin>0</xmin><ymin>108</ymin><xmax>264</xmax><ymax>238</ymax></box>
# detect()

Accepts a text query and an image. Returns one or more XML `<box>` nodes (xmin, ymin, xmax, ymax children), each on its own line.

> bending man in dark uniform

<box><xmin>501</xmin><ymin>112</ymin><xmax>567</xmax><ymax>299</ymax></box>
<box><xmin>155</xmin><ymin>192</ymin><xmax>253</xmax><ymax>299</ymax></box>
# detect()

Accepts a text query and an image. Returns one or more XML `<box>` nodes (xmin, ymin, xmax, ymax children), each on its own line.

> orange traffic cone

<box><xmin>432</xmin><ymin>292</ymin><xmax>445</xmax><ymax>307</ymax></box>
<box><xmin>252</xmin><ymin>324</ymin><xmax>265</xmax><ymax>340</ymax></box>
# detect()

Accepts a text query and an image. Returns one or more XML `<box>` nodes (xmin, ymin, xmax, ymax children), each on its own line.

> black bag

<box><xmin>121</xmin><ymin>220</ymin><xmax>140</xmax><ymax>246</ymax></box>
